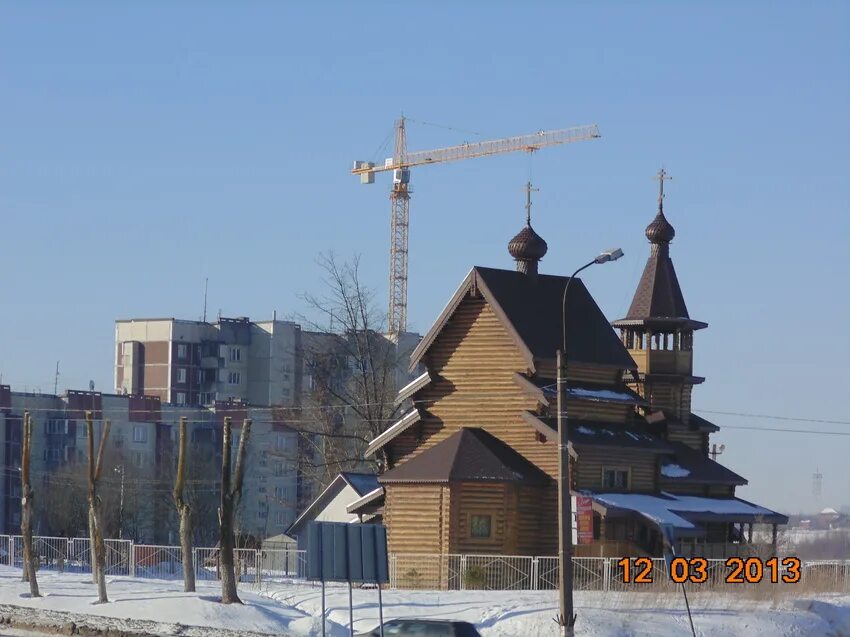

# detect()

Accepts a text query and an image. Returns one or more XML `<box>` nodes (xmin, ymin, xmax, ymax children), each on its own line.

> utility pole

<box><xmin>114</xmin><ymin>465</ymin><xmax>125</xmax><ymax>539</ymax></box>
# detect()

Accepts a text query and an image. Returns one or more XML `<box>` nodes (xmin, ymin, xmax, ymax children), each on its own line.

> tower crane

<box><xmin>352</xmin><ymin>118</ymin><xmax>600</xmax><ymax>335</ymax></box>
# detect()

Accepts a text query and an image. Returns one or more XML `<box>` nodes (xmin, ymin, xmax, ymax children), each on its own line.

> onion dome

<box><xmin>508</xmin><ymin>223</ymin><xmax>548</xmax><ymax>262</ymax></box>
<box><xmin>645</xmin><ymin>209</ymin><xmax>676</xmax><ymax>244</ymax></box>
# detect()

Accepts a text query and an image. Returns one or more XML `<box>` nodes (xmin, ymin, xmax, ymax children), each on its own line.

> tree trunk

<box><xmin>219</xmin><ymin>417</ymin><xmax>251</xmax><ymax>605</ymax></box>
<box><xmin>219</xmin><ymin>416</ymin><xmax>240</xmax><ymax>604</ymax></box>
<box><xmin>179</xmin><ymin>505</ymin><xmax>195</xmax><ymax>592</ymax></box>
<box><xmin>20</xmin><ymin>413</ymin><xmax>40</xmax><ymax>596</ymax></box>
<box><xmin>91</xmin><ymin>502</ymin><xmax>108</xmax><ymax>604</ymax></box>
<box><xmin>89</xmin><ymin>507</ymin><xmax>98</xmax><ymax>584</ymax></box>
<box><xmin>86</xmin><ymin>412</ymin><xmax>110</xmax><ymax>604</ymax></box>
<box><xmin>173</xmin><ymin>417</ymin><xmax>196</xmax><ymax>592</ymax></box>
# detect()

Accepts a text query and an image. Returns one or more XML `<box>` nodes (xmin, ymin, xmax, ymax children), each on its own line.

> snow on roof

<box><xmin>592</xmin><ymin>492</ymin><xmax>782</xmax><ymax>530</ymax></box>
<box><xmin>576</xmin><ymin>426</ymin><xmax>595</xmax><ymax>435</ymax></box>
<box><xmin>661</xmin><ymin>464</ymin><xmax>691</xmax><ymax>478</ymax></box>
<box><xmin>568</xmin><ymin>387</ymin><xmax>640</xmax><ymax>403</ymax></box>
<box><xmin>820</xmin><ymin>507</ymin><xmax>839</xmax><ymax>515</ymax></box>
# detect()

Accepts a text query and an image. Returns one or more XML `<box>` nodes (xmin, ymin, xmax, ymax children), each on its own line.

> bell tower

<box><xmin>613</xmin><ymin>169</ymin><xmax>707</xmax><ymax>425</ymax></box>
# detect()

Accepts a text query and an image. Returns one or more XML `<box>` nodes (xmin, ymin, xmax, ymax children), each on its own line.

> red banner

<box><xmin>576</xmin><ymin>496</ymin><xmax>593</xmax><ymax>544</ymax></box>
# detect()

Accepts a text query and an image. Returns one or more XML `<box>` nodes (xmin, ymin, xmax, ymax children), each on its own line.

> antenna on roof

<box><xmin>203</xmin><ymin>277</ymin><xmax>209</xmax><ymax>323</ymax></box>
<box><xmin>54</xmin><ymin>361</ymin><xmax>60</xmax><ymax>395</ymax></box>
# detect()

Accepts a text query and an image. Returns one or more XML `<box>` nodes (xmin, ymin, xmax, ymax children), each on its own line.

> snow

<box><xmin>2</xmin><ymin>566</ymin><xmax>849</xmax><ymax>637</ymax></box>
<box><xmin>661</xmin><ymin>463</ymin><xmax>692</xmax><ymax>478</ymax></box>
<box><xmin>592</xmin><ymin>492</ymin><xmax>780</xmax><ymax>530</ymax></box>
<box><xmin>0</xmin><ymin>566</ymin><xmax>319</xmax><ymax>636</ymax></box>
<box><xmin>576</xmin><ymin>426</ymin><xmax>595</xmax><ymax>435</ymax></box>
<box><xmin>568</xmin><ymin>387</ymin><xmax>638</xmax><ymax>403</ymax></box>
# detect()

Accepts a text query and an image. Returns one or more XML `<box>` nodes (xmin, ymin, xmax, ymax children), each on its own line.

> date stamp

<box><xmin>617</xmin><ymin>556</ymin><xmax>802</xmax><ymax>584</ymax></box>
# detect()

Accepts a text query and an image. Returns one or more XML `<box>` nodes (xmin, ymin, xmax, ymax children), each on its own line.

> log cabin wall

<box><xmin>517</xmin><ymin>483</ymin><xmax>557</xmax><ymax>555</ymax></box>
<box><xmin>535</xmin><ymin>359</ymin><xmax>622</xmax><ymax>384</ymax></box>
<box><xmin>389</xmin><ymin>294</ymin><xmax>557</xmax><ymax>475</ymax></box>
<box><xmin>565</xmin><ymin>401</ymin><xmax>633</xmax><ymax>424</ymax></box>
<box><xmin>574</xmin><ymin>448</ymin><xmax>658</xmax><ymax>492</ymax></box>
<box><xmin>667</xmin><ymin>427</ymin><xmax>707</xmax><ymax>452</ymax></box>
<box><xmin>384</xmin><ymin>484</ymin><xmax>450</xmax><ymax>554</ymax></box>
<box><xmin>450</xmin><ymin>482</ymin><xmax>511</xmax><ymax>554</ymax></box>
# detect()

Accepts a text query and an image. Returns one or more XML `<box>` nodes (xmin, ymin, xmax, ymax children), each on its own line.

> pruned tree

<box><xmin>219</xmin><ymin>417</ymin><xmax>251</xmax><ymax>604</ymax></box>
<box><xmin>295</xmin><ymin>253</ymin><xmax>416</xmax><ymax>488</ymax></box>
<box><xmin>20</xmin><ymin>412</ymin><xmax>40</xmax><ymax>596</ymax></box>
<box><xmin>85</xmin><ymin>410</ymin><xmax>111</xmax><ymax>604</ymax></box>
<box><xmin>173</xmin><ymin>416</ymin><xmax>195</xmax><ymax>592</ymax></box>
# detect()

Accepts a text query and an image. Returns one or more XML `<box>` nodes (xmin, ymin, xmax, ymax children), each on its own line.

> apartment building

<box><xmin>0</xmin><ymin>387</ymin><xmax>301</xmax><ymax>543</ymax></box>
<box><xmin>115</xmin><ymin>316</ymin><xmax>301</xmax><ymax>407</ymax></box>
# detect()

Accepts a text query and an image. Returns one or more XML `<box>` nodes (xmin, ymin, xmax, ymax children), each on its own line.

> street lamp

<box><xmin>556</xmin><ymin>247</ymin><xmax>624</xmax><ymax>636</ymax></box>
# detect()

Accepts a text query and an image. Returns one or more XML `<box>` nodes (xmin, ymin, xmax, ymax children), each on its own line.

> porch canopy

<box><xmin>590</xmin><ymin>491</ymin><xmax>788</xmax><ymax>538</ymax></box>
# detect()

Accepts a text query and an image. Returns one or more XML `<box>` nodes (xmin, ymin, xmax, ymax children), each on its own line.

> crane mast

<box><xmin>388</xmin><ymin>118</ymin><xmax>410</xmax><ymax>336</ymax></box>
<box><xmin>354</xmin><ymin>119</ymin><xmax>600</xmax><ymax>335</ymax></box>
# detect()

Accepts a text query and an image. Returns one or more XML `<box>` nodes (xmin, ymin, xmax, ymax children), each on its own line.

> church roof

<box><xmin>378</xmin><ymin>427</ymin><xmax>551</xmax><ymax>485</ymax></box>
<box><xmin>613</xmin><ymin>173</ymin><xmax>707</xmax><ymax>330</ymax></box>
<box><xmin>410</xmin><ymin>266</ymin><xmax>636</xmax><ymax>373</ymax></box>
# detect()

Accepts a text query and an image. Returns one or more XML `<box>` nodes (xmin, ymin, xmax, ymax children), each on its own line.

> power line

<box><xmin>695</xmin><ymin>409</ymin><xmax>850</xmax><ymax>426</ymax></box>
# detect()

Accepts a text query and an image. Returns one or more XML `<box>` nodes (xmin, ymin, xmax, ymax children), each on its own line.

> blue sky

<box><xmin>1</xmin><ymin>2</ymin><xmax>848</xmax><ymax>513</ymax></box>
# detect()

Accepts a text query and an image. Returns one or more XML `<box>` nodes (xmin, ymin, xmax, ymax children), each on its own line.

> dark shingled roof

<box><xmin>474</xmin><ymin>267</ymin><xmax>636</xmax><ymax>369</ymax></box>
<box><xmin>379</xmin><ymin>428</ymin><xmax>551</xmax><ymax>485</ymax></box>
<box><xmin>624</xmin><ymin>244</ymin><xmax>689</xmax><ymax>321</ymax></box>
<box><xmin>661</xmin><ymin>442</ymin><xmax>747</xmax><ymax>485</ymax></box>
<box><xmin>529</xmin><ymin>416</ymin><xmax>672</xmax><ymax>453</ymax></box>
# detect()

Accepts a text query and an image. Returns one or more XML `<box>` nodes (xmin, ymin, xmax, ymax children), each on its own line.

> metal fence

<box><xmin>2</xmin><ymin>534</ymin><xmax>848</xmax><ymax>593</ymax></box>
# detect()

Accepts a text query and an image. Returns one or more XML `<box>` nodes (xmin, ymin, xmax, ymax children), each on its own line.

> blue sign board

<box><xmin>305</xmin><ymin>521</ymin><xmax>389</xmax><ymax>584</ymax></box>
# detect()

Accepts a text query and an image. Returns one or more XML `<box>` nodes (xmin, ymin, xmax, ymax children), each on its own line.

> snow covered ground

<box><xmin>1</xmin><ymin>566</ymin><xmax>849</xmax><ymax>636</ymax></box>
<box><xmin>264</xmin><ymin>584</ymin><xmax>850</xmax><ymax>636</ymax></box>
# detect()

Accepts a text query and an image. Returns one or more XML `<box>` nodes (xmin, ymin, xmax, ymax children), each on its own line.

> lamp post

<box><xmin>557</xmin><ymin>248</ymin><xmax>624</xmax><ymax>636</ymax></box>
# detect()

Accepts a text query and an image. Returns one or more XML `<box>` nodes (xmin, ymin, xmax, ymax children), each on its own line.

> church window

<box><xmin>470</xmin><ymin>515</ymin><xmax>492</xmax><ymax>538</ymax></box>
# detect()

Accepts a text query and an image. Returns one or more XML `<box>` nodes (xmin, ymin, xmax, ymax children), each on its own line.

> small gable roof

<box><xmin>409</xmin><ymin>267</ymin><xmax>636</xmax><ymax>373</ymax></box>
<box><xmin>341</xmin><ymin>472</ymin><xmax>380</xmax><ymax>496</ymax></box>
<box><xmin>379</xmin><ymin>427</ymin><xmax>551</xmax><ymax>485</ymax></box>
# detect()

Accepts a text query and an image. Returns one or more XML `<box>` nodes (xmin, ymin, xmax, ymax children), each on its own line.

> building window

<box><xmin>470</xmin><ymin>515</ymin><xmax>492</xmax><ymax>539</ymax></box>
<box><xmin>176</xmin><ymin>392</ymin><xmax>186</xmax><ymax>406</ymax></box>
<box><xmin>602</xmin><ymin>467</ymin><xmax>630</xmax><ymax>490</ymax></box>
<box><xmin>274</xmin><ymin>486</ymin><xmax>284</xmax><ymax>500</ymax></box>
<box><xmin>277</xmin><ymin>512</ymin><xmax>286</xmax><ymax>526</ymax></box>
<box><xmin>228</xmin><ymin>372</ymin><xmax>241</xmax><ymax>385</ymax></box>
<box><xmin>275</xmin><ymin>433</ymin><xmax>290</xmax><ymax>452</ymax></box>
<box><xmin>133</xmin><ymin>451</ymin><xmax>143</xmax><ymax>467</ymax></box>
<box><xmin>46</xmin><ymin>419</ymin><xmax>68</xmax><ymax>435</ymax></box>
<box><xmin>258</xmin><ymin>486</ymin><xmax>266</xmax><ymax>494</ymax></box>
<box><xmin>177</xmin><ymin>343</ymin><xmax>188</xmax><ymax>359</ymax></box>
<box><xmin>177</xmin><ymin>368</ymin><xmax>187</xmax><ymax>383</ymax></box>
<box><xmin>133</xmin><ymin>425</ymin><xmax>148</xmax><ymax>443</ymax></box>
<box><xmin>229</xmin><ymin>347</ymin><xmax>241</xmax><ymax>362</ymax></box>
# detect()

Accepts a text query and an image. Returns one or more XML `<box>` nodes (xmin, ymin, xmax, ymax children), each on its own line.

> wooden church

<box><xmin>354</xmin><ymin>173</ymin><xmax>787</xmax><ymax>558</ymax></box>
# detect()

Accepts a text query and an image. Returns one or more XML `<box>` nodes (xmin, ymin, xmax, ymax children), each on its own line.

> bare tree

<box><xmin>296</xmin><ymin>253</ymin><xmax>413</xmax><ymax>487</ymax></box>
<box><xmin>219</xmin><ymin>417</ymin><xmax>251</xmax><ymax>604</ymax></box>
<box><xmin>20</xmin><ymin>412</ymin><xmax>40</xmax><ymax>596</ymax></box>
<box><xmin>173</xmin><ymin>416</ymin><xmax>195</xmax><ymax>592</ymax></box>
<box><xmin>42</xmin><ymin>465</ymin><xmax>88</xmax><ymax>537</ymax></box>
<box><xmin>85</xmin><ymin>410</ymin><xmax>111</xmax><ymax>604</ymax></box>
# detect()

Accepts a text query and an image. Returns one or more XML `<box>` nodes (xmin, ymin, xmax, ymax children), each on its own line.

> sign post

<box><xmin>304</xmin><ymin>522</ymin><xmax>389</xmax><ymax>636</ymax></box>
